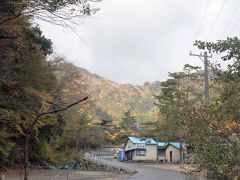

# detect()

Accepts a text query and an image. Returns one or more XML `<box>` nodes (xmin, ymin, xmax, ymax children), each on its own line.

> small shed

<box><xmin>165</xmin><ymin>143</ymin><xmax>181</xmax><ymax>163</ymax></box>
<box><xmin>157</xmin><ymin>142</ymin><xmax>182</xmax><ymax>163</ymax></box>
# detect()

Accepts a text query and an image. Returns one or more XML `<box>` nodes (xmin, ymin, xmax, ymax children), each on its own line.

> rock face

<box><xmin>52</xmin><ymin>59</ymin><xmax>161</xmax><ymax>124</ymax></box>
<box><xmin>143</xmin><ymin>81</ymin><xmax>161</xmax><ymax>93</ymax></box>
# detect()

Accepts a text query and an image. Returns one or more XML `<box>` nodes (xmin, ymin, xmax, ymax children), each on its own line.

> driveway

<box><xmin>97</xmin><ymin>156</ymin><xmax>186</xmax><ymax>180</ymax></box>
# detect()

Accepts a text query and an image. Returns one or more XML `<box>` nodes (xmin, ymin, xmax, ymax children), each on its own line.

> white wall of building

<box><xmin>165</xmin><ymin>145</ymin><xmax>180</xmax><ymax>163</ymax></box>
<box><xmin>133</xmin><ymin>144</ymin><xmax>157</xmax><ymax>161</ymax></box>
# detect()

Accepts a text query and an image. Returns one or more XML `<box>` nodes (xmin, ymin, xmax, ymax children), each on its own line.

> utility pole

<box><xmin>189</xmin><ymin>51</ymin><xmax>212</xmax><ymax>106</ymax></box>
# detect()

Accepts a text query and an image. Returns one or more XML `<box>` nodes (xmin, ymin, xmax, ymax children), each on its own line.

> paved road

<box><xmin>97</xmin><ymin>156</ymin><xmax>186</xmax><ymax>180</ymax></box>
<box><xmin>128</xmin><ymin>165</ymin><xmax>185</xmax><ymax>180</ymax></box>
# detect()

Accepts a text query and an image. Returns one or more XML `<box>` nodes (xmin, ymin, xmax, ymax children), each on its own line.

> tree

<box><xmin>0</xmin><ymin>3</ymin><xmax>91</xmax><ymax>179</ymax></box>
<box><xmin>23</xmin><ymin>97</ymin><xmax>88</xmax><ymax>180</ymax></box>
<box><xmin>0</xmin><ymin>1</ymin><xmax>100</xmax><ymax>179</ymax></box>
<box><xmin>121</xmin><ymin>109</ymin><xmax>137</xmax><ymax>132</ymax></box>
<box><xmin>0</xmin><ymin>0</ymin><xmax>100</xmax><ymax>27</ymax></box>
<box><xmin>153</xmin><ymin>65</ymin><xmax>202</xmax><ymax>141</ymax></box>
<box><xmin>0</xmin><ymin>12</ymin><xmax>56</xmax><ymax>169</ymax></box>
<box><xmin>182</xmin><ymin>37</ymin><xmax>240</xmax><ymax>178</ymax></box>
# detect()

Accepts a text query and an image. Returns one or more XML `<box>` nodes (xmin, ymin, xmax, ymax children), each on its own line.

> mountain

<box><xmin>51</xmin><ymin>59</ymin><xmax>161</xmax><ymax>125</ymax></box>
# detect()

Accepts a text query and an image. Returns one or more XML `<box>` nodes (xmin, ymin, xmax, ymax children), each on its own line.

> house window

<box><xmin>136</xmin><ymin>144</ymin><xmax>145</xmax><ymax>148</ymax></box>
<box><xmin>136</xmin><ymin>149</ymin><xmax>146</xmax><ymax>156</ymax></box>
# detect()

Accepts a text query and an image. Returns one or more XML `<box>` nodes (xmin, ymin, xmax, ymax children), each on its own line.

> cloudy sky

<box><xmin>38</xmin><ymin>0</ymin><xmax>240</xmax><ymax>85</ymax></box>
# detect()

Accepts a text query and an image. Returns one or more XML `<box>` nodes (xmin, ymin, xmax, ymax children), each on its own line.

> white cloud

<box><xmin>38</xmin><ymin>0</ymin><xmax>240</xmax><ymax>84</ymax></box>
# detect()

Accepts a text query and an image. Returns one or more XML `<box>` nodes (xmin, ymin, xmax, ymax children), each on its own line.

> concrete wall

<box><xmin>165</xmin><ymin>145</ymin><xmax>180</xmax><ymax>163</ymax></box>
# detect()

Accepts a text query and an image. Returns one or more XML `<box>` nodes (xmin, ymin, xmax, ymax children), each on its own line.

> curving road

<box><xmin>128</xmin><ymin>165</ymin><xmax>185</xmax><ymax>180</ymax></box>
<box><xmin>97</xmin><ymin>156</ymin><xmax>186</xmax><ymax>180</ymax></box>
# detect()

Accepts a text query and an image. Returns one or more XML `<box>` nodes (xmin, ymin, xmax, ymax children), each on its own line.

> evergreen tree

<box><xmin>121</xmin><ymin>109</ymin><xmax>137</xmax><ymax>132</ymax></box>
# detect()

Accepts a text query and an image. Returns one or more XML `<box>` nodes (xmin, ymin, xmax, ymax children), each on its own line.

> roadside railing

<box><xmin>51</xmin><ymin>165</ymin><xmax>69</xmax><ymax>180</ymax></box>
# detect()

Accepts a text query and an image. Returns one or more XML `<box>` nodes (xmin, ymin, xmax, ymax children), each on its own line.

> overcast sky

<box><xmin>38</xmin><ymin>0</ymin><xmax>240</xmax><ymax>85</ymax></box>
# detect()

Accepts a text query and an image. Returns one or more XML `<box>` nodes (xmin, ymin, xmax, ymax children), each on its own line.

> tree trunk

<box><xmin>22</xmin><ymin>97</ymin><xmax>88</xmax><ymax>180</ymax></box>
<box><xmin>24</xmin><ymin>135</ymin><xmax>30</xmax><ymax>180</ymax></box>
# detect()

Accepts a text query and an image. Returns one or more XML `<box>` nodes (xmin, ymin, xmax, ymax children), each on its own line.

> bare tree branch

<box><xmin>0</xmin><ymin>35</ymin><xmax>18</xmax><ymax>39</ymax></box>
<box><xmin>0</xmin><ymin>0</ymin><xmax>100</xmax><ymax>27</ymax></box>
<box><xmin>23</xmin><ymin>96</ymin><xmax>88</xmax><ymax>179</ymax></box>
<box><xmin>29</xmin><ymin>96</ymin><xmax>88</xmax><ymax>133</ymax></box>
<box><xmin>0</xmin><ymin>4</ymin><xmax>26</xmax><ymax>25</ymax></box>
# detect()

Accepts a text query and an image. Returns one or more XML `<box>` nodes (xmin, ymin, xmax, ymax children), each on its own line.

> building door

<box><xmin>128</xmin><ymin>151</ymin><xmax>132</xmax><ymax>160</ymax></box>
<box><xmin>169</xmin><ymin>151</ymin><xmax>172</xmax><ymax>162</ymax></box>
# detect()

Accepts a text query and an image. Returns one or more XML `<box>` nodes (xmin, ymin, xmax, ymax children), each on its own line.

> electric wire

<box><xmin>194</xmin><ymin>0</ymin><xmax>212</xmax><ymax>42</ymax></box>
<box><xmin>219</xmin><ymin>0</ymin><xmax>240</xmax><ymax>39</ymax></box>
<box><xmin>188</xmin><ymin>1</ymin><xmax>240</xmax><ymax>106</ymax></box>
<box><xmin>209</xmin><ymin>0</ymin><xmax>240</xmax><ymax>65</ymax></box>
<box><xmin>227</xmin><ymin>8</ymin><xmax>240</xmax><ymax>36</ymax></box>
<box><xmin>185</xmin><ymin>0</ymin><xmax>211</xmax><ymax>64</ymax></box>
<box><xmin>206</xmin><ymin>0</ymin><xmax>226</xmax><ymax>41</ymax></box>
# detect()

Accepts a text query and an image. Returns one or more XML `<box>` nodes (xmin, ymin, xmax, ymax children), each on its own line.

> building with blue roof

<box><xmin>124</xmin><ymin>137</ymin><xmax>158</xmax><ymax>161</ymax></box>
<box><xmin>157</xmin><ymin>142</ymin><xmax>181</xmax><ymax>149</ymax></box>
<box><xmin>128</xmin><ymin>136</ymin><xmax>157</xmax><ymax>145</ymax></box>
<box><xmin>124</xmin><ymin>137</ymin><xmax>185</xmax><ymax>163</ymax></box>
<box><xmin>157</xmin><ymin>142</ymin><xmax>183</xmax><ymax>163</ymax></box>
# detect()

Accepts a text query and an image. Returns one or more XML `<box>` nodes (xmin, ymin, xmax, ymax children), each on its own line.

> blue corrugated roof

<box><xmin>126</xmin><ymin>137</ymin><xmax>181</xmax><ymax>148</ymax></box>
<box><xmin>128</xmin><ymin>137</ymin><xmax>157</xmax><ymax>145</ymax></box>
<box><xmin>158</xmin><ymin>142</ymin><xmax>168</xmax><ymax>147</ymax></box>
<box><xmin>169</xmin><ymin>142</ymin><xmax>181</xmax><ymax>149</ymax></box>
<box><xmin>158</xmin><ymin>142</ymin><xmax>181</xmax><ymax>149</ymax></box>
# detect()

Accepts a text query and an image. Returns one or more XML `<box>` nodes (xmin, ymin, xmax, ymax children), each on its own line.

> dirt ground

<box><xmin>143</xmin><ymin>164</ymin><xmax>206</xmax><ymax>180</ymax></box>
<box><xmin>144</xmin><ymin>164</ymin><xmax>190</xmax><ymax>172</ymax></box>
<box><xmin>143</xmin><ymin>164</ymin><xmax>192</xmax><ymax>173</ymax></box>
<box><xmin>1</xmin><ymin>164</ymin><xmax>202</xmax><ymax>180</ymax></box>
<box><xmin>1</xmin><ymin>168</ymin><xmax>127</xmax><ymax>180</ymax></box>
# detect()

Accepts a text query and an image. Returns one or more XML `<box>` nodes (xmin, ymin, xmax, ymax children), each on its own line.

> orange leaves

<box><xmin>210</xmin><ymin>119</ymin><xmax>240</xmax><ymax>138</ymax></box>
<box><xmin>25</xmin><ymin>87</ymin><xmax>53</xmax><ymax>113</ymax></box>
<box><xmin>225</xmin><ymin>119</ymin><xmax>240</xmax><ymax>132</ymax></box>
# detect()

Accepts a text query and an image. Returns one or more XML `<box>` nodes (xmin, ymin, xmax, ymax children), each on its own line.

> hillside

<box><xmin>51</xmin><ymin>59</ymin><xmax>161</xmax><ymax>125</ymax></box>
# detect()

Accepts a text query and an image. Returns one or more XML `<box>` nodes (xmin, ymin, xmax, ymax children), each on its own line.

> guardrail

<box><xmin>85</xmin><ymin>151</ymin><xmax>114</xmax><ymax>157</ymax></box>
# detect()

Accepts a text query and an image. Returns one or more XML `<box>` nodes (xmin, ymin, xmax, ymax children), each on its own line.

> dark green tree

<box><xmin>121</xmin><ymin>109</ymin><xmax>137</xmax><ymax>132</ymax></box>
<box><xmin>153</xmin><ymin>65</ymin><xmax>203</xmax><ymax>141</ymax></box>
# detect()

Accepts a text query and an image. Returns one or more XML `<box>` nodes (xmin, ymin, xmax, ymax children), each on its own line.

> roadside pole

<box><xmin>156</xmin><ymin>138</ymin><xmax>158</xmax><ymax>163</ymax></box>
<box><xmin>66</xmin><ymin>165</ymin><xmax>69</xmax><ymax>180</ymax></box>
<box><xmin>189</xmin><ymin>51</ymin><xmax>212</xmax><ymax>106</ymax></box>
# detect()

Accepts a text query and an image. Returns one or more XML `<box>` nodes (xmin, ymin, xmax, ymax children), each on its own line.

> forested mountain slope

<box><xmin>51</xmin><ymin>59</ymin><xmax>161</xmax><ymax>125</ymax></box>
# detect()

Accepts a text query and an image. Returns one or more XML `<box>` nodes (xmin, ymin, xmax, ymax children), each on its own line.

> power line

<box><xmin>208</xmin><ymin>0</ymin><xmax>240</xmax><ymax>63</ymax></box>
<box><xmin>206</xmin><ymin>0</ymin><xmax>226</xmax><ymax>41</ymax></box>
<box><xmin>219</xmin><ymin>0</ymin><xmax>240</xmax><ymax>39</ymax></box>
<box><xmin>184</xmin><ymin>0</ymin><xmax>211</xmax><ymax>66</ymax></box>
<box><xmin>194</xmin><ymin>0</ymin><xmax>212</xmax><ymax>42</ymax></box>
<box><xmin>227</xmin><ymin>9</ymin><xmax>240</xmax><ymax>36</ymax></box>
